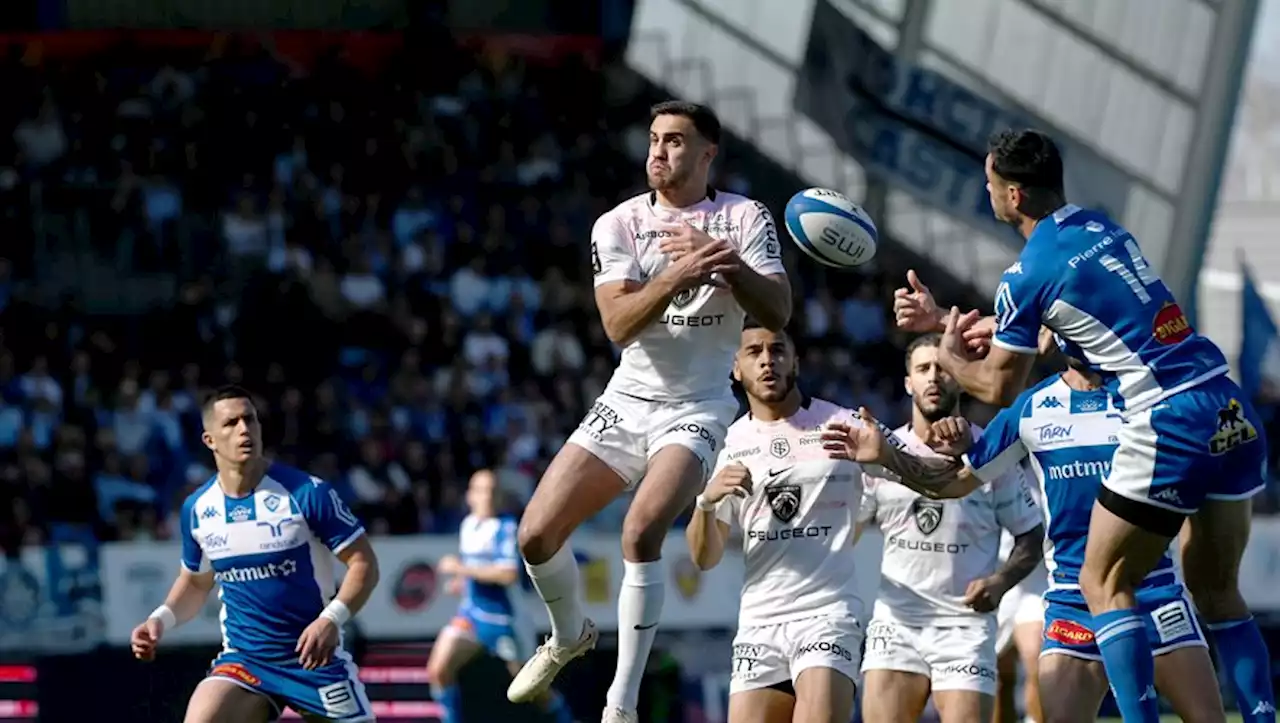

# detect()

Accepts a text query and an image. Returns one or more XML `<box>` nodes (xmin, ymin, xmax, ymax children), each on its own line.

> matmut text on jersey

<box><xmin>713</xmin><ymin>397</ymin><xmax>866</xmax><ymax>627</ymax></box>
<box><xmin>591</xmin><ymin>189</ymin><xmax>787</xmax><ymax>402</ymax></box>
<box><xmin>963</xmin><ymin>375</ymin><xmax>1181</xmax><ymax>605</ymax></box>
<box><xmin>991</xmin><ymin>204</ymin><xmax>1229</xmax><ymax>415</ymax></box>
<box><xmin>181</xmin><ymin>463</ymin><xmax>366</xmax><ymax>658</ymax></box>
<box><xmin>859</xmin><ymin>425</ymin><xmax>1042</xmax><ymax>627</ymax></box>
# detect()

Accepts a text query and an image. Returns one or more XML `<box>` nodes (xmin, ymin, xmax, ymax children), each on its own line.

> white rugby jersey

<box><xmin>859</xmin><ymin>425</ymin><xmax>1042</xmax><ymax>627</ymax></box>
<box><xmin>711</xmin><ymin>397</ymin><xmax>866</xmax><ymax>626</ymax></box>
<box><xmin>591</xmin><ymin>189</ymin><xmax>787</xmax><ymax>402</ymax></box>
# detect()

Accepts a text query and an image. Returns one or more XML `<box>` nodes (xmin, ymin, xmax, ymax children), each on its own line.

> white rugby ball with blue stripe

<box><xmin>783</xmin><ymin>188</ymin><xmax>878</xmax><ymax>269</ymax></box>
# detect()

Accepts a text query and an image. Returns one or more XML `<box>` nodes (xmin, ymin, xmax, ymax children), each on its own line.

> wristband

<box><xmin>695</xmin><ymin>494</ymin><xmax>717</xmax><ymax>512</ymax></box>
<box><xmin>319</xmin><ymin>599</ymin><xmax>351</xmax><ymax>626</ymax></box>
<box><xmin>149</xmin><ymin>604</ymin><xmax>177</xmax><ymax>632</ymax></box>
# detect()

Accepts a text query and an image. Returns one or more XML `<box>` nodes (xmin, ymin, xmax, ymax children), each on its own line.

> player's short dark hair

<box><xmin>904</xmin><ymin>333</ymin><xmax>942</xmax><ymax>371</ymax></box>
<box><xmin>742</xmin><ymin>318</ymin><xmax>793</xmax><ymax>345</ymax></box>
<box><xmin>201</xmin><ymin>385</ymin><xmax>254</xmax><ymax>417</ymax></box>
<box><xmin>650</xmin><ymin>100</ymin><xmax>721</xmax><ymax>144</ymax></box>
<box><xmin>987</xmin><ymin>129</ymin><xmax>1065</xmax><ymax>199</ymax></box>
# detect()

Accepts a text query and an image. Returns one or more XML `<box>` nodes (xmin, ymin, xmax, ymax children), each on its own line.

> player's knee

<box><xmin>619</xmin><ymin>513</ymin><xmax>666</xmax><ymax>561</ymax></box>
<box><xmin>517</xmin><ymin>517</ymin><xmax>562</xmax><ymax>565</ymax></box>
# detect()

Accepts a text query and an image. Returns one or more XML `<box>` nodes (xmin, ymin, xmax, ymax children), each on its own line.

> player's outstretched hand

<box><xmin>821</xmin><ymin>409</ymin><xmax>888</xmax><ymax>465</ymax></box>
<box><xmin>893</xmin><ymin>270</ymin><xmax>943</xmax><ymax>332</ymax></box>
<box><xmin>131</xmin><ymin>618</ymin><xmax>164</xmax><ymax>661</ymax></box>
<box><xmin>702</xmin><ymin>463</ymin><xmax>753</xmax><ymax>505</ymax></box>
<box><xmin>297</xmin><ymin>617</ymin><xmax>340</xmax><ymax>671</ymax></box>
<box><xmin>941</xmin><ymin>306</ymin><xmax>988</xmax><ymax>364</ymax></box>
<box><xmin>962</xmin><ymin>575</ymin><xmax>1007</xmax><ymax>613</ymax></box>
<box><xmin>928</xmin><ymin>416</ymin><xmax>973</xmax><ymax>456</ymax></box>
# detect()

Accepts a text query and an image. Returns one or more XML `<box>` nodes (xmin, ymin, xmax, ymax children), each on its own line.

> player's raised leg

<box><xmin>507</xmin><ymin>441</ymin><xmax>624</xmax><ymax>701</ymax></box>
<box><xmin>1183</xmin><ymin>498</ymin><xmax>1276</xmax><ymax>722</ymax></box>
<box><xmin>184</xmin><ymin>678</ymin><xmax>277</xmax><ymax>723</ymax></box>
<box><xmin>604</xmin><ymin>430</ymin><xmax>728</xmax><ymax>723</ymax></box>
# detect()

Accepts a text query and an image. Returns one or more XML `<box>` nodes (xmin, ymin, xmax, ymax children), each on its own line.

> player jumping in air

<box><xmin>506</xmin><ymin>101</ymin><xmax>791</xmax><ymax>723</ymax></box>
<box><xmin>130</xmin><ymin>386</ymin><xmax>380</xmax><ymax>723</ymax></box>
<box><xmin>855</xmin><ymin>334</ymin><xmax>1044</xmax><ymax>723</ymax></box>
<box><xmin>685</xmin><ymin>323</ymin><xmax>867</xmax><ymax>723</ymax></box>
<box><xmin>891</xmin><ymin>129</ymin><xmax>1276</xmax><ymax>723</ymax></box>
<box><xmin>426</xmin><ymin>469</ymin><xmax>573</xmax><ymax>723</ymax></box>
<box><xmin>824</xmin><ymin>340</ymin><xmax>1232</xmax><ymax>723</ymax></box>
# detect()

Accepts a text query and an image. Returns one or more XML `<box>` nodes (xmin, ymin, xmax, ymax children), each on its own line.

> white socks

<box><xmin>606</xmin><ymin>559</ymin><xmax>665</xmax><ymax>712</ymax></box>
<box><xmin>525</xmin><ymin>545</ymin><xmax>585</xmax><ymax>646</ymax></box>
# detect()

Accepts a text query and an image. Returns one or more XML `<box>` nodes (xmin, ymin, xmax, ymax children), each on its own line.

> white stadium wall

<box><xmin>626</xmin><ymin>0</ymin><xmax>1256</xmax><ymax>315</ymax></box>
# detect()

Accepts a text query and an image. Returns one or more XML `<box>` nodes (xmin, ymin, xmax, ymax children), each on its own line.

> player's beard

<box><xmin>750</xmin><ymin>370</ymin><xmax>797</xmax><ymax>404</ymax></box>
<box><xmin>647</xmin><ymin>162</ymin><xmax>688</xmax><ymax>192</ymax></box>
<box><xmin>914</xmin><ymin>387</ymin><xmax>961</xmax><ymax>423</ymax></box>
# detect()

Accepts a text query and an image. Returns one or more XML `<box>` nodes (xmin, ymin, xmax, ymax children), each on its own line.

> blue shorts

<box><xmin>445</xmin><ymin>610</ymin><xmax>526</xmax><ymax>662</ymax></box>
<box><xmin>1104</xmin><ymin>374</ymin><xmax>1267</xmax><ymax>516</ymax></box>
<box><xmin>1041</xmin><ymin>587</ymin><xmax>1207</xmax><ymax>660</ymax></box>
<box><xmin>207</xmin><ymin>651</ymin><xmax>373</xmax><ymax>721</ymax></box>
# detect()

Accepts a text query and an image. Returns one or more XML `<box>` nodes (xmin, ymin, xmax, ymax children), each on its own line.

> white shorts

<box><xmin>567</xmin><ymin>389</ymin><xmax>738</xmax><ymax>489</ymax></box>
<box><xmin>730</xmin><ymin>616</ymin><xmax>864</xmax><ymax>695</ymax></box>
<box><xmin>862</xmin><ymin>616</ymin><xmax>998</xmax><ymax>696</ymax></box>
<box><xmin>996</xmin><ymin>578</ymin><xmax>1046</xmax><ymax>653</ymax></box>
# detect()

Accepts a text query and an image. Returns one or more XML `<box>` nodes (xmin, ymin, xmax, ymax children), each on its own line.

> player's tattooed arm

<box><xmin>876</xmin><ymin>444</ymin><xmax>982</xmax><ymax>499</ymax></box>
<box><xmin>993</xmin><ymin>524</ymin><xmax>1045</xmax><ymax>591</ymax></box>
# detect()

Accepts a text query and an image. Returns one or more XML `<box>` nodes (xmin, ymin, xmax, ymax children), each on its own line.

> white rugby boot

<box><xmin>601</xmin><ymin>706</ymin><xmax>638</xmax><ymax>723</ymax></box>
<box><xmin>506</xmin><ymin>618</ymin><xmax>599</xmax><ymax>703</ymax></box>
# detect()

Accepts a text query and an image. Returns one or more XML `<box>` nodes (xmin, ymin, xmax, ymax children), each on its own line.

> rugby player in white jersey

<box><xmin>507</xmin><ymin>101</ymin><xmax>791</xmax><ymax>723</ymax></box>
<box><xmin>854</xmin><ymin>335</ymin><xmax>1045</xmax><ymax>723</ymax></box>
<box><xmin>130</xmin><ymin>386</ymin><xmax>380</xmax><ymax>723</ymax></box>
<box><xmin>685</xmin><ymin>323</ymin><xmax>866</xmax><ymax>723</ymax></box>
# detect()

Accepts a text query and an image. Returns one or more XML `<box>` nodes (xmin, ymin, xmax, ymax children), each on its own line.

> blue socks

<box><xmin>435</xmin><ymin>683</ymin><xmax>462</xmax><ymax>723</ymax></box>
<box><xmin>1207</xmin><ymin>617</ymin><xmax>1277</xmax><ymax>722</ymax></box>
<box><xmin>1094</xmin><ymin>609</ymin><xmax>1162</xmax><ymax>723</ymax></box>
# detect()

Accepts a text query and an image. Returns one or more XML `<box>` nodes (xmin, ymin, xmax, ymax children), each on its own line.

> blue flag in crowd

<box><xmin>1239</xmin><ymin>262</ymin><xmax>1280</xmax><ymax>401</ymax></box>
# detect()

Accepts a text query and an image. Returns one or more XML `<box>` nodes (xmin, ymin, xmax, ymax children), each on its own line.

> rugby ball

<box><xmin>783</xmin><ymin>188</ymin><xmax>878</xmax><ymax>268</ymax></box>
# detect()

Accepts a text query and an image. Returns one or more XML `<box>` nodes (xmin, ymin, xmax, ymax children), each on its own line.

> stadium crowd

<box><xmin>0</xmin><ymin>31</ymin><xmax>1275</xmax><ymax>552</ymax></box>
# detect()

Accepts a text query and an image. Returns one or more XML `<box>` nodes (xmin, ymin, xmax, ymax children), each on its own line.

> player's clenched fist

<box><xmin>131</xmin><ymin>618</ymin><xmax>164</xmax><ymax>661</ymax></box>
<box><xmin>701</xmin><ymin>463</ymin><xmax>754</xmax><ymax>504</ymax></box>
<box><xmin>962</xmin><ymin>575</ymin><xmax>1008</xmax><ymax>613</ymax></box>
<box><xmin>928</xmin><ymin>416</ymin><xmax>973</xmax><ymax>456</ymax></box>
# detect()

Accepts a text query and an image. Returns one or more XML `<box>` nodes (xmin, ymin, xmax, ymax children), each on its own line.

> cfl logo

<box><xmin>257</xmin><ymin>517</ymin><xmax>299</xmax><ymax>538</ymax></box>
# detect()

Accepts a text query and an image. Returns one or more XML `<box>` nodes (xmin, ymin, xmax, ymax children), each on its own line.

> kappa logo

<box><xmin>766</xmin><ymin>484</ymin><xmax>802</xmax><ymax>523</ymax></box>
<box><xmin>1037</xmin><ymin>396</ymin><xmax>1064</xmax><ymax>409</ymax></box>
<box><xmin>770</xmin><ymin>437</ymin><xmax>791</xmax><ymax>458</ymax></box>
<box><xmin>201</xmin><ymin>507</ymin><xmax>219</xmax><ymax>520</ymax></box>
<box><xmin>911</xmin><ymin>498</ymin><xmax>943</xmax><ymax>535</ymax></box>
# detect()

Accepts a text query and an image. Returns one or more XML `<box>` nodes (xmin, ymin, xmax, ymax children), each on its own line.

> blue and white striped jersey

<box><xmin>992</xmin><ymin>204</ymin><xmax>1229</xmax><ymax>414</ymax></box>
<box><xmin>180</xmin><ymin>463</ymin><xmax>366</xmax><ymax>659</ymax></box>
<box><xmin>457</xmin><ymin>514</ymin><xmax>520</xmax><ymax>625</ymax></box>
<box><xmin>963</xmin><ymin>374</ymin><xmax>1180</xmax><ymax>604</ymax></box>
